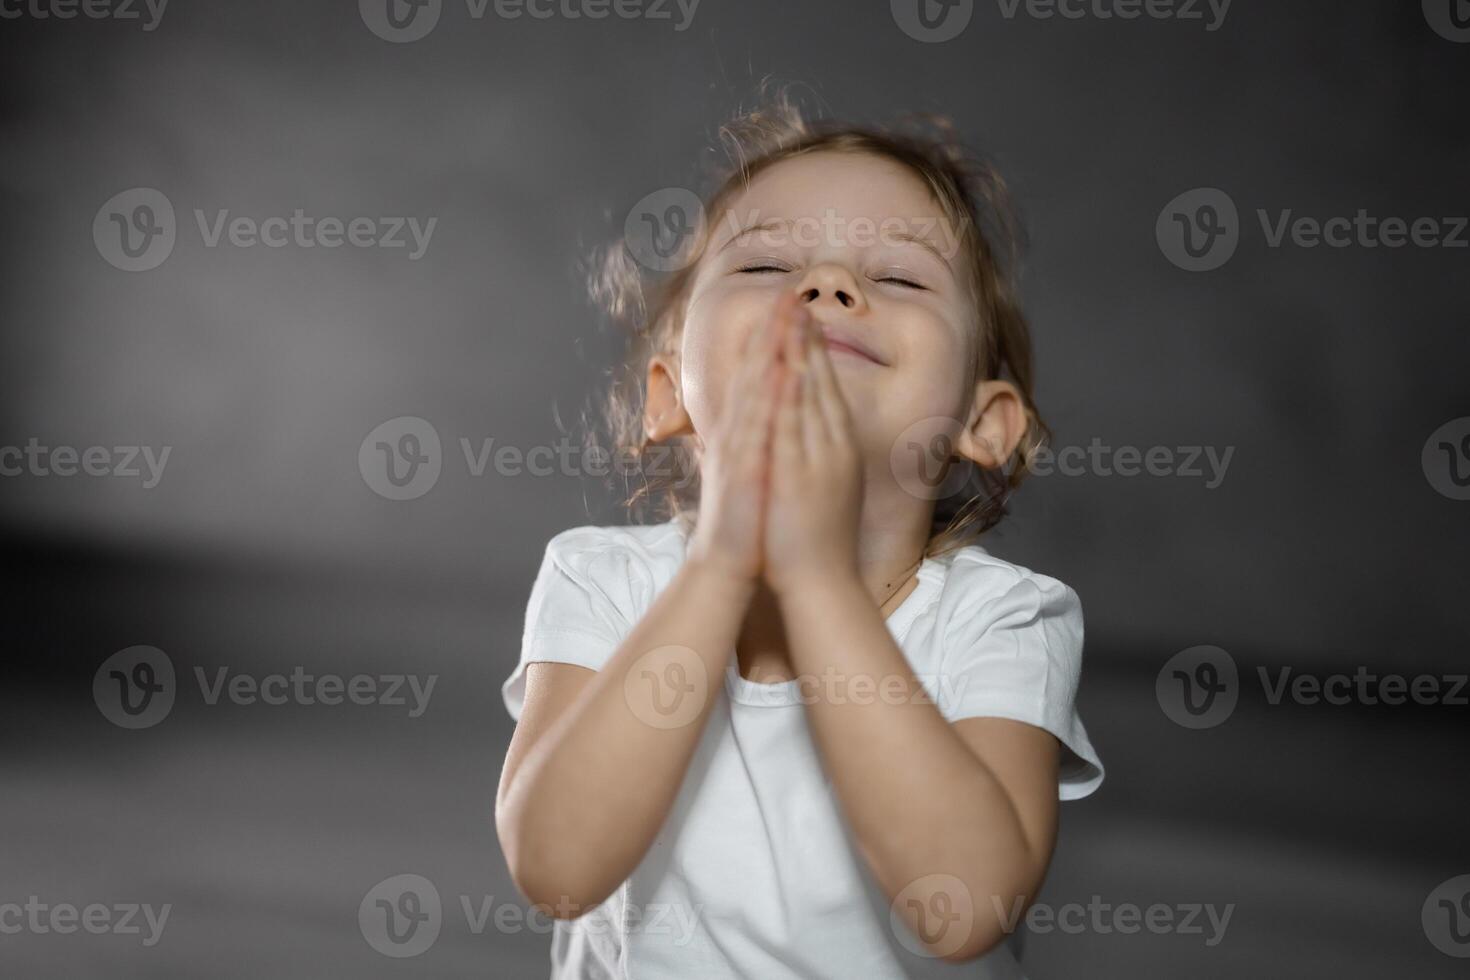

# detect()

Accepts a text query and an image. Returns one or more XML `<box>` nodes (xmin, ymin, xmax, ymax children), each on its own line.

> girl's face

<box><xmin>678</xmin><ymin>151</ymin><xmax>981</xmax><ymax>464</ymax></box>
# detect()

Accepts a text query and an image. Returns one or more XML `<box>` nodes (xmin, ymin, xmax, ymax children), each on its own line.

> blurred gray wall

<box><xmin>1</xmin><ymin>0</ymin><xmax>1466</xmax><ymax>669</ymax></box>
<box><xmin>3</xmin><ymin>4</ymin><xmax>1469</xmax><ymax>979</ymax></box>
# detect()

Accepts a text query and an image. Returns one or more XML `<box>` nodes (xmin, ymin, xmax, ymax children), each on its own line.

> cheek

<box><xmin>870</xmin><ymin>320</ymin><xmax>977</xmax><ymax>434</ymax></box>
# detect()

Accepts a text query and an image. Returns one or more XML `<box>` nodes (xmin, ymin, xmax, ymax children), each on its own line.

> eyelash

<box><xmin>735</xmin><ymin>263</ymin><xmax>928</xmax><ymax>291</ymax></box>
<box><xmin>875</xmin><ymin>274</ymin><xmax>926</xmax><ymax>290</ymax></box>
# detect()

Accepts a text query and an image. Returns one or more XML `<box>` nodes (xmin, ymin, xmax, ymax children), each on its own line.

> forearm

<box><xmin>499</xmin><ymin>559</ymin><xmax>752</xmax><ymax>910</ymax></box>
<box><xmin>777</xmin><ymin>575</ymin><xmax>1042</xmax><ymax>924</ymax></box>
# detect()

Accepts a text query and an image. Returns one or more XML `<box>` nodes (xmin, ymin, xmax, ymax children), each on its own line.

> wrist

<box><xmin>767</xmin><ymin>563</ymin><xmax>864</xmax><ymax>605</ymax></box>
<box><xmin>683</xmin><ymin>554</ymin><xmax>761</xmax><ymax>602</ymax></box>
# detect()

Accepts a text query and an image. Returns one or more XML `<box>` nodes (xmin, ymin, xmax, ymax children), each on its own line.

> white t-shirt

<box><xmin>501</xmin><ymin>521</ymin><xmax>1104</xmax><ymax>979</ymax></box>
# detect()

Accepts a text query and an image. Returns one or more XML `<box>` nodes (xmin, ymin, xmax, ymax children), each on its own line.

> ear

<box><xmin>644</xmin><ymin>352</ymin><xmax>694</xmax><ymax>443</ymax></box>
<box><xmin>954</xmin><ymin>379</ymin><xmax>1029</xmax><ymax>470</ymax></box>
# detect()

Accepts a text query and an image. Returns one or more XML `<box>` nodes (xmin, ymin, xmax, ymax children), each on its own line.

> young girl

<box><xmin>496</xmin><ymin>95</ymin><xmax>1104</xmax><ymax>978</ymax></box>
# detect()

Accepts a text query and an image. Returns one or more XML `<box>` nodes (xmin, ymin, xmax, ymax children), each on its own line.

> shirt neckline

<box><xmin>721</xmin><ymin>557</ymin><xmax>946</xmax><ymax>708</ymax></box>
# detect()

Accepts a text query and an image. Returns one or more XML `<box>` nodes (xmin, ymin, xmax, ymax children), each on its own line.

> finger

<box><xmin>799</xmin><ymin>321</ymin><xmax>827</xmax><ymax>456</ymax></box>
<box><xmin>806</xmin><ymin>318</ymin><xmax>853</xmax><ymax>439</ymax></box>
<box><xmin>783</xmin><ymin>300</ymin><xmax>808</xmax><ymax>376</ymax></box>
<box><xmin>742</xmin><ymin>356</ymin><xmax>785</xmax><ymax>454</ymax></box>
<box><xmin>728</xmin><ymin>364</ymin><xmax>781</xmax><ymax>468</ymax></box>
<box><xmin>769</xmin><ymin>289</ymin><xmax>803</xmax><ymax>338</ymax></box>
<box><xmin>773</xmin><ymin>359</ymin><xmax>803</xmax><ymax>470</ymax></box>
<box><xmin>726</xmin><ymin>315</ymin><xmax>786</xmax><ymax>445</ymax></box>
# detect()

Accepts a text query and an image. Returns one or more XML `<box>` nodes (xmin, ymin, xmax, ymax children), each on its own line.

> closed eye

<box><xmin>873</xmin><ymin>273</ymin><xmax>927</xmax><ymax>290</ymax></box>
<box><xmin>735</xmin><ymin>261</ymin><xmax>794</xmax><ymax>275</ymax></box>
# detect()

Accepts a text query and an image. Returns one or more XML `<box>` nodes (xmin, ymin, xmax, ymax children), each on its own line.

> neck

<box><xmin>852</xmin><ymin>467</ymin><xmax>936</xmax><ymax>605</ymax></box>
<box><xmin>731</xmin><ymin>481</ymin><xmax>934</xmax><ymax>683</ymax></box>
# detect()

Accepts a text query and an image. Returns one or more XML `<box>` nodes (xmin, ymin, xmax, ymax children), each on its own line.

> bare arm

<box><xmin>777</xmin><ymin>575</ymin><xmax>1059</xmax><ymax>962</ymax></box>
<box><xmin>495</xmin><ymin>559</ymin><xmax>754</xmax><ymax>914</ymax></box>
<box><xmin>496</xmin><ymin>297</ymin><xmax>793</xmax><ymax>915</ymax></box>
<box><xmin>764</xmin><ymin>306</ymin><xmax>1059</xmax><ymax>962</ymax></box>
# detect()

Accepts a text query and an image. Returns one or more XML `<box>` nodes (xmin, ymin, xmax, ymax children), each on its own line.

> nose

<box><xmin>795</xmin><ymin>263</ymin><xmax>868</xmax><ymax>314</ymax></box>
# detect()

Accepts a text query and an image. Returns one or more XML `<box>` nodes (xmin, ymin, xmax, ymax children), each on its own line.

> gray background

<box><xmin>1</xmin><ymin>0</ymin><xmax>1467</xmax><ymax>976</ymax></box>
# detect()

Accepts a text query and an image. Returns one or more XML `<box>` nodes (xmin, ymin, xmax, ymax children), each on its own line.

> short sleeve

<box><xmin>935</xmin><ymin>572</ymin><xmax>1104</xmax><ymax>800</ymax></box>
<box><xmin>500</xmin><ymin>527</ymin><xmax>642</xmax><ymax>721</ymax></box>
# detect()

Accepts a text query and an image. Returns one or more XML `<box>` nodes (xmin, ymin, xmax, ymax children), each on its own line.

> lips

<box><xmin>816</xmin><ymin>322</ymin><xmax>887</xmax><ymax>365</ymax></box>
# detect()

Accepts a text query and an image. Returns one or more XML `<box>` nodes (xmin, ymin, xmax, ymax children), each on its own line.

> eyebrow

<box><xmin>715</xmin><ymin>217</ymin><xmax>789</xmax><ymax>255</ymax></box>
<box><xmin>884</xmin><ymin>230</ymin><xmax>953</xmax><ymax>266</ymax></box>
<box><xmin>713</xmin><ymin>215</ymin><xmax>957</xmax><ymax>267</ymax></box>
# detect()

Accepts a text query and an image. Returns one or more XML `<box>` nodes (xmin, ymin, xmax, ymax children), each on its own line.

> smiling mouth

<box><xmin>814</xmin><ymin>322</ymin><xmax>886</xmax><ymax>365</ymax></box>
<box><xmin>823</xmin><ymin>337</ymin><xmax>884</xmax><ymax>364</ymax></box>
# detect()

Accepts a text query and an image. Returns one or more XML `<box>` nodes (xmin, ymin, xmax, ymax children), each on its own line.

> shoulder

<box><xmin>538</xmin><ymin>521</ymin><xmax>688</xmax><ymax>588</ymax></box>
<box><xmin>543</xmin><ymin>521</ymin><xmax>686</xmax><ymax>564</ymax></box>
<box><xmin>928</xmin><ymin>545</ymin><xmax>1083</xmax><ymax>644</ymax></box>
<box><xmin>522</xmin><ymin>521</ymin><xmax>687</xmax><ymax>640</ymax></box>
